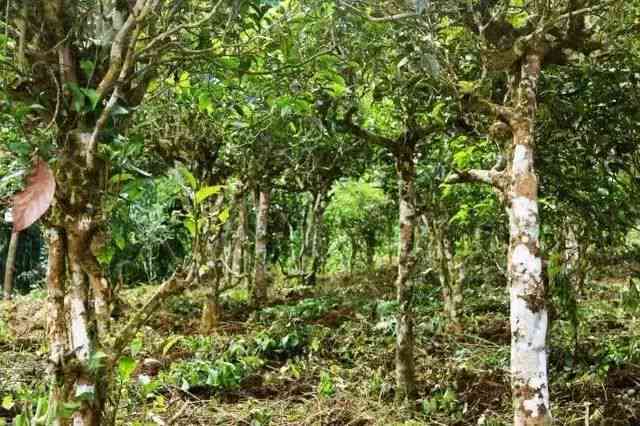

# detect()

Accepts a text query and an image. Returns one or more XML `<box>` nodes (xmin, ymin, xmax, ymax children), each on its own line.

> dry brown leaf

<box><xmin>11</xmin><ymin>159</ymin><xmax>56</xmax><ymax>232</ymax></box>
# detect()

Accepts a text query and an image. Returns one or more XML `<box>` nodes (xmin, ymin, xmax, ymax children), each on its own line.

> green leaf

<box><xmin>178</xmin><ymin>71</ymin><xmax>191</xmax><ymax>89</ymax></box>
<box><xmin>59</xmin><ymin>401</ymin><xmax>82</xmax><ymax>418</ymax></box>
<box><xmin>7</xmin><ymin>141</ymin><xmax>31</xmax><ymax>156</ymax></box>
<box><xmin>110</xmin><ymin>173</ymin><xmax>134</xmax><ymax>184</ymax></box>
<box><xmin>1</xmin><ymin>395</ymin><xmax>14</xmax><ymax>410</ymax></box>
<box><xmin>449</xmin><ymin>205</ymin><xmax>470</xmax><ymax>225</ymax></box>
<box><xmin>184</xmin><ymin>217</ymin><xmax>196</xmax><ymax>237</ymax></box>
<box><xmin>452</xmin><ymin>146</ymin><xmax>474</xmax><ymax>168</ymax></box>
<box><xmin>130</xmin><ymin>337</ymin><xmax>143</xmax><ymax>357</ymax></box>
<box><xmin>114</xmin><ymin>232</ymin><xmax>126</xmax><ymax>250</ymax></box>
<box><xmin>457</xmin><ymin>80</ymin><xmax>478</xmax><ymax>95</ymax></box>
<box><xmin>80</xmin><ymin>88</ymin><xmax>101</xmax><ymax>111</ymax></box>
<box><xmin>327</xmin><ymin>81</ymin><xmax>347</xmax><ymax>98</ymax></box>
<box><xmin>218</xmin><ymin>208</ymin><xmax>230</xmax><ymax>223</ymax></box>
<box><xmin>96</xmin><ymin>245</ymin><xmax>115</xmax><ymax>265</ymax></box>
<box><xmin>13</xmin><ymin>415</ymin><xmax>27</xmax><ymax>426</ymax></box>
<box><xmin>34</xmin><ymin>396</ymin><xmax>48</xmax><ymax>421</ymax></box>
<box><xmin>178</xmin><ymin>166</ymin><xmax>197</xmax><ymax>190</ymax></box>
<box><xmin>117</xmin><ymin>356</ymin><xmax>138</xmax><ymax>381</ymax></box>
<box><xmin>507</xmin><ymin>11</ymin><xmax>528</xmax><ymax>28</ymax></box>
<box><xmin>198</xmin><ymin>94</ymin><xmax>214</xmax><ymax>114</ymax></box>
<box><xmin>66</xmin><ymin>83</ymin><xmax>85</xmax><ymax>112</ymax></box>
<box><xmin>80</xmin><ymin>60</ymin><xmax>96</xmax><ymax>78</ymax></box>
<box><xmin>195</xmin><ymin>185</ymin><xmax>222</xmax><ymax>204</ymax></box>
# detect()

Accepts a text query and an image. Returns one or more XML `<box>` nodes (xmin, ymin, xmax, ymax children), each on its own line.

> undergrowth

<box><xmin>1</xmin><ymin>270</ymin><xmax>639</xmax><ymax>425</ymax></box>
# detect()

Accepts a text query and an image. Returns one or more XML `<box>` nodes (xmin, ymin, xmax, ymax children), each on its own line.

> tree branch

<box><xmin>520</xmin><ymin>0</ymin><xmax>620</xmax><ymax>46</ymax></box>
<box><xmin>479</xmin><ymin>99</ymin><xmax>518</xmax><ymax>126</ymax></box>
<box><xmin>88</xmin><ymin>27</ymin><xmax>141</xmax><ymax>169</ymax></box>
<box><xmin>341</xmin><ymin>2</ymin><xmax>420</xmax><ymax>23</ymax></box>
<box><xmin>342</xmin><ymin>107</ymin><xmax>395</xmax><ymax>148</ymax></box>
<box><xmin>445</xmin><ymin>169</ymin><xmax>505</xmax><ymax>189</ymax></box>
<box><xmin>96</xmin><ymin>0</ymin><xmax>157</xmax><ymax>101</ymax></box>
<box><xmin>445</xmin><ymin>155</ymin><xmax>507</xmax><ymax>190</ymax></box>
<box><xmin>137</xmin><ymin>0</ymin><xmax>224</xmax><ymax>57</ymax></box>
<box><xmin>111</xmin><ymin>266</ymin><xmax>195</xmax><ymax>358</ymax></box>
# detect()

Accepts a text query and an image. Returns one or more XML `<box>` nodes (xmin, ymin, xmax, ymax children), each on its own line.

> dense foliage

<box><xmin>0</xmin><ymin>1</ymin><xmax>639</xmax><ymax>425</ymax></box>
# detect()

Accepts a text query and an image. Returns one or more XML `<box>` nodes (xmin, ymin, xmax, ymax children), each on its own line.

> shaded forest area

<box><xmin>1</xmin><ymin>1</ymin><xmax>639</xmax><ymax>425</ymax></box>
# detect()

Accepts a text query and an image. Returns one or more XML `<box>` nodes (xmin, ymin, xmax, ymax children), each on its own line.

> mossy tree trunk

<box><xmin>394</xmin><ymin>146</ymin><xmax>417</xmax><ymax>401</ymax></box>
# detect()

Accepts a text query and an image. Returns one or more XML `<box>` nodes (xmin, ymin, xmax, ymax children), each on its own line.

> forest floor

<box><xmin>1</xmin><ymin>268</ymin><xmax>639</xmax><ymax>425</ymax></box>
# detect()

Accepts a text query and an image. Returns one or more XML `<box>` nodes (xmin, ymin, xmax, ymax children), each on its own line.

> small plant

<box><xmin>422</xmin><ymin>388</ymin><xmax>461</xmax><ymax>418</ymax></box>
<box><xmin>365</xmin><ymin>367</ymin><xmax>386</xmax><ymax>398</ymax></box>
<box><xmin>317</xmin><ymin>372</ymin><xmax>335</xmax><ymax>398</ymax></box>
<box><xmin>249</xmin><ymin>408</ymin><xmax>272</xmax><ymax>426</ymax></box>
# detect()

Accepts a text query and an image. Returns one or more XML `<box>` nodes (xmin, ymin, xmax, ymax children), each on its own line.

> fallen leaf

<box><xmin>11</xmin><ymin>159</ymin><xmax>56</xmax><ymax>232</ymax></box>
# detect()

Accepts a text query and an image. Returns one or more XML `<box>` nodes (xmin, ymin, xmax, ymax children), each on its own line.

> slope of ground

<box><xmin>1</xmin><ymin>270</ymin><xmax>639</xmax><ymax>425</ymax></box>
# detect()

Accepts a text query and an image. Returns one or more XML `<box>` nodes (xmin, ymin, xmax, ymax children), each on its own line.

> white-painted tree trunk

<box><xmin>507</xmin><ymin>51</ymin><xmax>551</xmax><ymax>426</ymax></box>
<box><xmin>67</xmin><ymin>220</ymin><xmax>100</xmax><ymax>426</ymax></box>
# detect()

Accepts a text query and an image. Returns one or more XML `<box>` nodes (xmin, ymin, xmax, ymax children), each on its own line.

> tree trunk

<box><xmin>439</xmin><ymin>235</ymin><xmax>455</xmax><ymax>323</ymax></box>
<box><xmin>231</xmin><ymin>195</ymin><xmax>248</xmax><ymax>284</ymax></box>
<box><xmin>201</xmin><ymin>230</ymin><xmax>226</xmax><ymax>333</ymax></box>
<box><xmin>312</xmin><ymin>196</ymin><xmax>329</xmax><ymax>279</ymax></box>
<box><xmin>67</xmin><ymin>225</ymin><xmax>101</xmax><ymax>426</ymax></box>
<box><xmin>297</xmin><ymin>194</ymin><xmax>312</xmax><ymax>274</ymax></box>
<box><xmin>365</xmin><ymin>232</ymin><xmax>376</xmax><ymax>269</ymax></box>
<box><xmin>395</xmin><ymin>150</ymin><xmax>416</xmax><ymax>401</ymax></box>
<box><xmin>201</xmin><ymin>257</ymin><xmax>224</xmax><ymax>333</ymax></box>
<box><xmin>507</xmin><ymin>51</ymin><xmax>551</xmax><ymax>425</ymax></box>
<box><xmin>251</xmin><ymin>189</ymin><xmax>270</xmax><ymax>307</ymax></box>
<box><xmin>50</xmin><ymin>131</ymin><xmax>108</xmax><ymax>426</ymax></box>
<box><xmin>3</xmin><ymin>231</ymin><xmax>19</xmax><ymax>300</ymax></box>
<box><xmin>349</xmin><ymin>237</ymin><xmax>358</xmax><ymax>275</ymax></box>
<box><xmin>45</xmin><ymin>227</ymin><xmax>68</xmax><ymax>424</ymax></box>
<box><xmin>451</xmin><ymin>257</ymin><xmax>465</xmax><ymax>331</ymax></box>
<box><xmin>439</xmin><ymin>234</ymin><xmax>464</xmax><ymax>332</ymax></box>
<box><xmin>303</xmin><ymin>191</ymin><xmax>326</xmax><ymax>286</ymax></box>
<box><xmin>81</xmin><ymin>246</ymin><xmax>111</xmax><ymax>337</ymax></box>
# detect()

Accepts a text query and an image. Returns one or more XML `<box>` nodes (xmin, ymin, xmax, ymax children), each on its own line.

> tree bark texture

<box><xmin>67</xmin><ymin>222</ymin><xmax>101</xmax><ymax>426</ymax></box>
<box><xmin>201</xmin><ymin>204</ymin><xmax>227</xmax><ymax>333</ymax></box>
<box><xmin>439</xmin><ymin>235</ymin><xmax>464</xmax><ymax>332</ymax></box>
<box><xmin>3</xmin><ymin>231</ymin><xmax>19</xmax><ymax>300</ymax></box>
<box><xmin>45</xmin><ymin>227</ymin><xmax>68</xmax><ymax>425</ymax></box>
<box><xmin>302</xmin><ymin>191</ymin><xmax>327</xmax><ymax>286</ymax></box>
<box><xmin>251</xmin><ymin>189</ymin><xmax>271</xmax><ymax>307</ymax></box>
<box><xmin>507</xmin><ymin>51</ymin><xmax>551</xmax><ymax>426</ymax></box>
<box><xmin>231</xmin><ymin>195</ymin><xmax>248</xmax><ymax>285</ymax></box>
<box><xmin>395</xmin><ymin>150</ymin><xmax>416</xmax><ymax>401</ymax></box>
